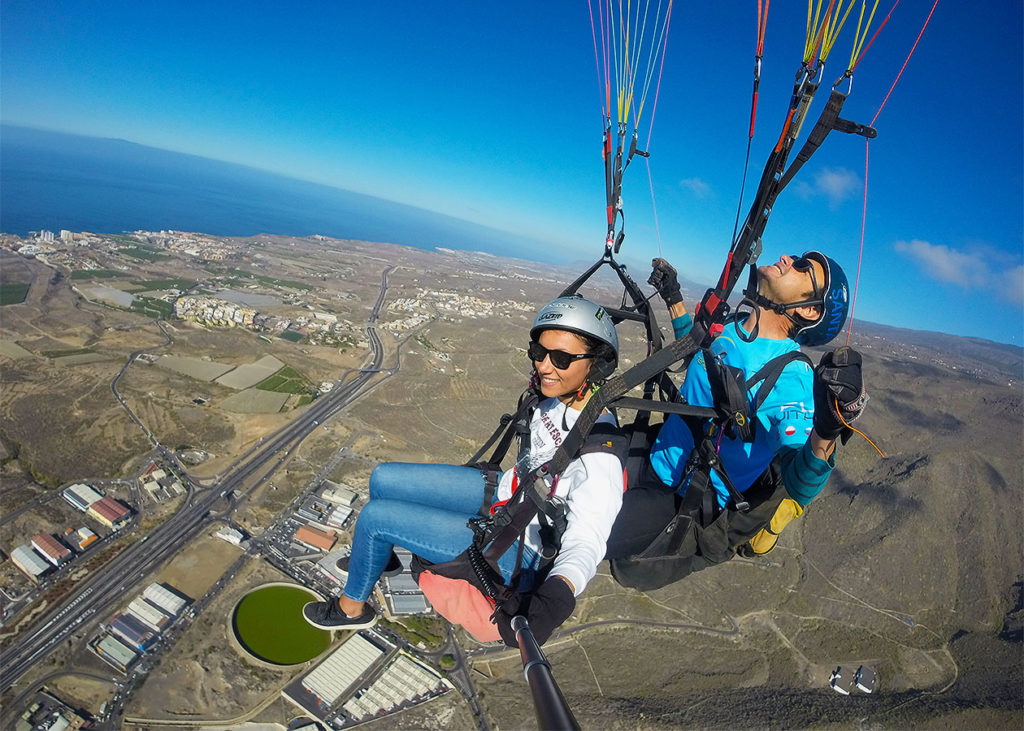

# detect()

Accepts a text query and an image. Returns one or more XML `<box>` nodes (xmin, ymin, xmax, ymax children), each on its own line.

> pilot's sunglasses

<box><xmin>528</xmin><ymin>341</ymin><xmax>595</xmax><ymax>370</ymax></box>
<box><xmin>790</xmin><ymin>255</ymin><xmax>821</xmax><ymax>298</ymax></box>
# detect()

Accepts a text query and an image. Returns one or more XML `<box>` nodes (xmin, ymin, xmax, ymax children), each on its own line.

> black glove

<box><xmin>813</xmin><ymin>346</ymin><xmax>868</xmax><ymax>443</ymax></box>
<box><xmin>648</xmin><ymin>258</ymin><xmax>683</xmax><ymax>307</ymax></box>
<box><xmin>494</xmin><ymin>577</ymin><xmax>576</xmax><ymax>648</ymax></box>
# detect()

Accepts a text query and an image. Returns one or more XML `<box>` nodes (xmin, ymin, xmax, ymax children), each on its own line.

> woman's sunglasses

<box><xmin>790</xmin><ymin>255</ymin><xmax>821</xmax><ymax>298</ymax></box>
<box><xmin>528</xmin><ymin>340</ymin><xmax>595</xmax><ymax>370</ymax></box>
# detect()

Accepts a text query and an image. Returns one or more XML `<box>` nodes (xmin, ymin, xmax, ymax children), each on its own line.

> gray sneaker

<box><xmin>335</xmin><ymin>551</ymin><xmax>402</xmax><ymax>578</ymax></box>
<box><xmin>302</xmin><ymin>600</ymin><xmax>377</xmax><ymax>630</ymax></box>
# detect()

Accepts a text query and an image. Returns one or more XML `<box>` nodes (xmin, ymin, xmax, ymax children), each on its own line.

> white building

<box><xmin>299</xmin><ymin>633</ymin><xmax>384</xmax><ymax>709</ymax></box>
<box><xmin>127</xmin><ymin>598</ymin><xmax>170</xmax><ymax>631</ymax></box>
<box><xmin>321</xmin><ymin>481</ymin><xmax>358</xmax><ymax>506</ymax></box>
<box><xmin>63</xmin><ymin>483</ymin><xmax>103</xmax><ymax>511</ymax></box>
<box><xmin>143</xmin><ymin>583</ymin><xmax>186</xmax><ymax>616</ymax></box>
<box><xmin>11</xmin><ymin>545</ymin><xmax>51</xmax><ymax>581</ymax></box>
<box><xmin>215</xmin><ymin>526</ymin><xmax>245</xmax><ymax>545</ymax></box>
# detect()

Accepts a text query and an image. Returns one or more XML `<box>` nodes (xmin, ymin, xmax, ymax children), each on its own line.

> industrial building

<box><xmin>63</xmin><ymin>526</ymin><xmax>98</xmax><ymax>552</ymax></box>
<box><xmin>143</xmin><ymin>583</ymin><xmax>187</xmax><ymax>616</ymax></box>
<box><xmin>10</xmin><ymin>545</ymin><xmax>52</xmax><ymax>582</ymax></box>
<box><xmin>87</xmin><ymin>496</ymin><xmax>131</xmax><ymax>529</ymax></box>
<box><xmin>829</xmin><ymin>666</ymin><xmax>856</xmax><ymax>695</ymax></box>
<box><xmin>294</xmin><ymin>524</ymin><xmax>337</xmax><ymax>552</ymax></box>
<box><xmin>378</xmin><ymin>551</ymin><xmax>430</xmax><ymax>617</ymax></box>
<box><xmin>128</xmin><ymin>597</ymin><xmax>170</xmax><ymax>631</ymax></box>
<box><xmin>324</xmin><ymin>504</ymin><xmax>352</xmax><ymax>528</ymax></box>
<box><xmin>295</xmin><ymin>633</ymin><xmax>385</xmax><ymax>710</ymax></box>
<box><xmin>31</xmin><ymin>533</ymin><xmax>72</xmax><ymax>567</ymax></box>
<box><xmin>342</xmin><ymin>654</ymin><xmax>446</xmax><ymax>722</ymax></box>
<box><xmin>855</xmin><ymin>665</ymin><xmax>877</xmax><ymax>693</ymax></box>
<box><xmin>95</xmin><ymin>634</ymin><xmax>139</xmax><ymax>673</ymax></box>
<box><xmin>109</xmin><ymin>613</ymin><xmax>157</xmax><ymax>651</ymax></box>
<box><xmin>62</xmin><ymin>483</ymin><xmax>103</xmax><ymax>511</ymax></box>
<box><xmin>215</xmin><ymin>526</ymin><xmax>245</xmax><ymax>545</ymax></box>
<box><xmin>321</xmin><ymin>480</ymin><xmax>358</xmax><ymax>506</ymax></box>
<box><xmin>315</xmin><ymin>550</ymin><xmax>349</xmax><ymax>585</ymax></box>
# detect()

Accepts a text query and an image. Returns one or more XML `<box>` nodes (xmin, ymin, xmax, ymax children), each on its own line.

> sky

<box><xmin>2</xmin><ymin>1</ymin><xmax>1022</xmax><ymax>346</ymax></box>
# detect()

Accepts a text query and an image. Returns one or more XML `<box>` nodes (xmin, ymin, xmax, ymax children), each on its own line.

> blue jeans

<box><xmin>343</xmin><ymin>462</ymin><xmax>540</xmax><ymax>601</ymax></box>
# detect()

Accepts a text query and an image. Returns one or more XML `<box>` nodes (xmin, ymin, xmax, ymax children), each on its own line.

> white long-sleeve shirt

<box><xmin>493</xmin><ymin>397</ymin><xmax>624</xmax><ymax>596</ymax></box>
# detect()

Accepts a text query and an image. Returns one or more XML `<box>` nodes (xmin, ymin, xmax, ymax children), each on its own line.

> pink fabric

<box><xmin>418</xmin><ymin>571</ymin><xmax>501</xmax><ymax>643</ymax></box>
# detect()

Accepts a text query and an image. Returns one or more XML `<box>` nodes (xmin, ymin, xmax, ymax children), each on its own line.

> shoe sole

<box><xmin>335</xmin><ymin>560</ymin><xmax>403</xmax><ymax>579</ymax></box>
<box><xmin>302</xmin><ymin>602</ymin><xmax>377</xmax><ymax>631</ymax></box>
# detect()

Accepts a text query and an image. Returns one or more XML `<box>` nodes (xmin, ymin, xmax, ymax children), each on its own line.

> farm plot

<box><xmin>219</xmin><ymin>388</ymin><xmax>289</xmax><ymax>413</ymax></box>
<box><xmin>0</xmin><ymin>340</ymin><xmax>35</xmax><ymax>360</ymax></box>
<box><xmin>77</xmin><ymin>284</ymin><xmax>135</xmax><ymax>309</ymax></box>
<box><xmin>214</xmin><ymin>355</ymin><xmax>284</xmax><ymax>390</ymax></box>
<box><xmin>53</xmin><ymin>353</ymin><xmax>111</xmax><ymax>366</ymax></box>
<box><xmin>157</xmin><ymin>355</ymin><xmax>234</xmax><ymax>382</ymax></box>
<box><xmin>254</xmin><ymin>365</ymin><xmax>311</xmax><ymax>394</ymax></box>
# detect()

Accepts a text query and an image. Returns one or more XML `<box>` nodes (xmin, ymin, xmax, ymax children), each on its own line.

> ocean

<box><xmin>0</xmin><ymin>125</ymin><xmax>553</xmax><ymax>262</ymax></box>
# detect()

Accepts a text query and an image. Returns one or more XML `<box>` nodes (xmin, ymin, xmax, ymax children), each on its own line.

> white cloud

<box><xmin>894</xmin><ymin>239</ymin><xmax>1024</xmax><ymax>304</ymax></box>
<box><xmin>1001</xmin><ymin>265</ymin><xmax>1024</xmax><ymax>305</ymax></box>
<box><xmin>679</xmin><ymin>177</ymin><xmax>711</xmax><ymax>199</ymax></box>
<box><xmin>793</xmin><ymin>166</ymin><xmax>861</xmax><ymax>209</ymax></box>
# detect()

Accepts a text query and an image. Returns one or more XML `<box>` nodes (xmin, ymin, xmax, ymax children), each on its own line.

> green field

<box><xmin>223</xmin><ymin>268</ymin><xmax>313</xmax><ymax>291</ymax></box>
<box><xmin>70</xmin><ymin>269</ymin><xmax>124</xmax><ymax>279</ymax></box>
<box><xmin>0</xmin><ymin>283</ymin><xmax>30</xmax><ymax>305</ymax></box>
<box><xmin>278</xmin><ymin>330</ymin><xmax>304</xmax><ymax>343</ymax></box>
<box><xmin>120</xmin><ymin>246</ymin><xmax>167</xmax><ymax>262</ymax></box>
<box><xmin>132</xmin><ymin>278</ymin><xmax>196</xmax><ymax>291</ymax></box>
<box><xmin>232</xmin><ymin>585</ymin><xmax>330</xmax><ymax>665</ymax></box>
<box><xmin>130</xmin><ymin>295</ymin><xmax>173</xmax><ymax>318</ymax></box>
<box><xmin>41</xmin><ymin>348</ymin><xmax>96</xmax><ymax>359</ymax></box>
<box><xmin>257</xmin><ymin>365</ymin><xmax>311</xmax><ymax>394</ymax></box>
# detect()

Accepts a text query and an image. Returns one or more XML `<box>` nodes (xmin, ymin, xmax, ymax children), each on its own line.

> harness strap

<box><xmin>472</xmin><ymin>466</ymin><xmax>501</xmax><ymax>519</ymax></box>
<box><xmin>679</xmin><ymin>348</ymin><xmax>812</xmax><ymax>513</ymax></box>
<box><xmin>778</xmin><ymin>88</ymin><xmax>876</xmax><ymax>192</ymax></box>
<box><xmin>747</xmin><ymin>351</ymin><xmax>813</xmax><ymax>412</ymax></box>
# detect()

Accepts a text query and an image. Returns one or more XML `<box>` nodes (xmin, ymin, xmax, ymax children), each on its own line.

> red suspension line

<box><xmin>850</xmin><ymin>0</ymin><xmax>901</xmax><ymax>72</ymax></box>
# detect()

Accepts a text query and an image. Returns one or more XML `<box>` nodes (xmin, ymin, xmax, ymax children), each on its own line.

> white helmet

<box><xmin>530</xmin><ymin>295</ymin><xmax>618</xmax><ymax>382</ymax></box>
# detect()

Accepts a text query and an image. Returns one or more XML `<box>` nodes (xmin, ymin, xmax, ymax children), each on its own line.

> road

<box><xmin>0</xmin><ymin>267</ymin><xmax>394</xmax><ymax>693</ymax></box>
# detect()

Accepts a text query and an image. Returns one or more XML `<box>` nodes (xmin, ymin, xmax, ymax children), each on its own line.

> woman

<box><xmin>302</xmin><ymin>295</ymin><xmax>624</xmax><ymax>646</ymax></box>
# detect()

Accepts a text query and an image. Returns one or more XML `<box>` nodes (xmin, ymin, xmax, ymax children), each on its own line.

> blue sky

<box><xmin>2</xmin><ymin>1</ymin><xmax>1021</xmax><ymax>345</ymax></box>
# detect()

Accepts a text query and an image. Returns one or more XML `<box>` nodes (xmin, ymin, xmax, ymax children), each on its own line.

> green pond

<box><xmin>232</xmin><ymin>585</ymin><xmax>331</xmax><ymax>665</ymax></box>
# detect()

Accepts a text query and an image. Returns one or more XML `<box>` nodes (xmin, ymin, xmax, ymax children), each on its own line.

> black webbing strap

<box><xmin>778</xmin><ymin>88</ymin><xmax>876</xmax><ymax>192</ymax></box>
<box><xmin>477</xmin><ymin>328</ymin><xmax>704</xmax><ymax>563</ymax></box>
<box><xmin>612</xmin><ymin>396</ymin><xmax>716</xmax><ymax>420</ymax></box>
<box><xmin>465</xmin><ymin>414</ymin><xmax>514</xmax><ymax>468</ymax></box>
<box><xmin>748</xmin><ymin>351</ymin><xmax>813</xmax><ymax>412</ymax></box>
<box><xmin>534</xmin><ymin>327</ymin><xmax>703</xmax><ymax>492</ymax></box>
<box><xmin>474</xmin><ymin>467</ymin><xmax>501</xmax><ymax>519</ymax></box>
<box><xmin>480</xmin><ymin>487</ymin><xmax>541</xmax><ymax>565</ymax></box>
<box><xmin>682</xmin><ymin>422</ymin><xmax>751</xmax><ymax>515</ymax></box>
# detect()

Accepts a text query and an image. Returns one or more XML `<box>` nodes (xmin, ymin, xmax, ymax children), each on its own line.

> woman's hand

<box><xmin>494</xmin><ymin>576</ymin><xmax>576</xmax><ymax>647</ymax></box>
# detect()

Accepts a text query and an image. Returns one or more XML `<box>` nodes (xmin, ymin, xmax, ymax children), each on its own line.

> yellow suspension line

<box><xmin>848</xmin><ymin>0</ymin><xmax>881</xmax><ymax>70</ymax></box>
<box><xmin>820</xmin><ymin>0</ymin><xmax>856</xmax><ymax>63</ymax></box>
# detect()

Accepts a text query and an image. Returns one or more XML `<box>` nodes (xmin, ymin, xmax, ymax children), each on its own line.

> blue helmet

<box><xmin>791</xmin><ymin>251</ymin><xmax>850</xmax><ymax>346</ymax></box>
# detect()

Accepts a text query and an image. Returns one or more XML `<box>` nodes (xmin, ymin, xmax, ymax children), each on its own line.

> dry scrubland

<box><xmin>127</xmin><ymin>557</ymin><xmax>305</xmax><ymax>721</ymax></box>
<box><xmin>1</xmin><ymin>236</ymin><xmax>1021</xmax><ymax>729</ymax></box>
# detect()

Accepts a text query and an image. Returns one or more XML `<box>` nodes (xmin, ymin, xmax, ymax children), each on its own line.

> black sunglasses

<box><xmin>790</xmin><ymin>254</ymin><xmax>821</xmax><ymax>298</ymax></box>
<box><xmin>528</xmin><ymin>340</ymin><xmax>595</xmax><ymax>370</ymax></box>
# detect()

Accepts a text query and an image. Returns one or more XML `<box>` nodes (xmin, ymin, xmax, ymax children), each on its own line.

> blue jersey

<box><xmin>649</xmin><ymin>322</ymin><xmax>815</xmax><ymax>507</ymax></box>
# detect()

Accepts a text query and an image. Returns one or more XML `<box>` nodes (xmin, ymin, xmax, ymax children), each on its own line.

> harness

<box><xmin>608</xmin><ymin>345</ymin><xmax>814</xmax><ymax>592</ymax></box>
<box><xmin>461</xmin><ymin>385</ymin><xmax>628</xmax><ymax>598</ymax></box>
<box><xmin>679</xmin><ymin>347</ymin><xmax>813</xmax><ymax>520</ymax></box>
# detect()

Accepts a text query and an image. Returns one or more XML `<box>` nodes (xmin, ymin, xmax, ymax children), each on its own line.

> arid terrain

<box><xmin>0</xmin><ymin>232</ymin><xmax>1020</xmax><ymax>729</ymax></box>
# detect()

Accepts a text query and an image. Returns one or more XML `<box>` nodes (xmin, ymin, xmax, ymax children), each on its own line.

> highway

<box><xmin>0</xmin><ymin>267</ymin><xmax>394</xmax><ymax>694</ymax></box>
